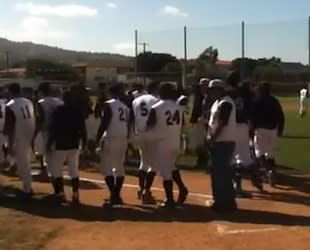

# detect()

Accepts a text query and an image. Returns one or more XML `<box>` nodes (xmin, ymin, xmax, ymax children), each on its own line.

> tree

<box><xmin>26</xmin><ymin>59</ymin><xmax>80</xmax><ymax>81</ymax></box>
<box><xmin>194</xmin><ymin>46</ymin><xmax>219</xmax><ymax>78</ymax></box>
<box><xmin>231</xmin><ymin>58</ymin><xmax>257</xmax><ymax>78</ymax></box>
<box><xmin>254</xmin><ymin>64</ymin><xmax>283</xmax><ymax>81</ymax></box>
<box><xmin>161</xmin><ymin>62</ymin><xmax>182</xmax><ymax>73</ymax></box>
<box><xmin>198</xmin><ymin>46</ymin><xmax>219</xmax><ymax>64</ymax></box>
<box><xmin>137</xmin><ymin>52</ymin><xmax>180</xmax><ymax>73</ymax></box>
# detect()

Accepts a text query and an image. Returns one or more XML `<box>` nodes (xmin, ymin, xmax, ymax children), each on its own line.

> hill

<box><xmin>0</xmin><ymin>38</ymin><xmax>132</xmax><ymax>69</ymax></box>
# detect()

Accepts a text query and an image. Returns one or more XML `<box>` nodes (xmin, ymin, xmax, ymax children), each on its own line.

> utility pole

<box><xmin>241</xmin><ymin>21</ymin><xmax>245</xmax><ymax>59</ymax></box>
<box><xmin>241</xmin><ymin>21</ymin><xmax>245</xmax><ymax>80</ymax></box>
<box><xmin>138</xmin><ymin>42</ymin><xmax>149</xmax><ymax>53</ymax></box>
<box><xmin>135</xmin><ymin>30</ymin><xmax>138</xmax><ymax>80</ymax></box>
<box><xmin>137</xmin><ymin>42</ymin><xmax>149</xmax><ymax>86</ymax></box>
<box><xmin>183</xmin><ymin>26</ymin><xmax>187</xmax><ymax>89</ymax></box>
<box><xmin>308</xmin><ymin>17</ymin><xmax>310</xmax><ymax>67</ymax></box>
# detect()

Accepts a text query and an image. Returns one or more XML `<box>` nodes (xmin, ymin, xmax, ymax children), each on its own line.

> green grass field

<box><xmin>275</xmin><ymin>108</ymin><xmax>310</xmax><ymax>173</ymax></box>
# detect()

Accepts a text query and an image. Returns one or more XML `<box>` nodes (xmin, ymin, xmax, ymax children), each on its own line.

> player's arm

<box><xmin>78</xmin><ymin>111</ymin><xmax>87</xmax><ymax>149</ymax></box>
<box><xmin>96</xmin><ymin>103</ymin><xmax>112</xmax><ymax>145</ymax></box>
<box><xmin>210</xmin><ymin>102</ymin><xmax>232</xmax><ymax>141</ymax></box>
<box><xmin>275</xmin><ymin>99</ymin><xmax>285</xmax><ymax>136</ymax></box>
<box><xmin>34</xmin><ymin>103</ymin><xmax>45</xmax><ymax>137</ymax></box>
<box><xmin>47</xmin><ymin>110</ymin><xmax>57</xmax><ymax>151</ymax></box>
<box><xmin>128</xmin><ymin>107</ymin><xmax>135</xmax><ymax>138</ymax></box>
<box><xmin>146</xmin><ymin>108</ymin><xmax>157</xmax><ymax>130</ymax></box>
<box><xmin>3</xmin><ymin>107</ymin><xmax>16</xmax><ymax>154</ymax></box>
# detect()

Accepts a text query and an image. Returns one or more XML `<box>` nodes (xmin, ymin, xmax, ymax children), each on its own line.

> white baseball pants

<box><xmin>135</xmin><ymin>134</ymin><xmax>157</xmax><ymax>172</ymax></box>
<box><xmin>50</xmin><ymin>149</ymin><xmax>80</xmax><ymax>179</ymax></box>
<box><xmin>156</xmin><ymin>140</ymin><xmax>180</xmax><ymax>181</ymax></box>
<box><xmin>300</xmin><ymin>99</ymin><xmax>307</xmax><ymax>115</ymax></box>
<box><xmin>15</xmin><ymin>140</ymin><xmax>33</xmax><ymax>193</ymax></box>
<box><xmin>233</xmin><ymin>123</ymin><xmax>253</xmax><ymax>166</ymax></box>
<box><xmin>254</xmin><ymin>128</ymin><xmax>278</xmax><ymax>159</ymax></box>
<box><xmin>34</xmin><ymin>131</ymin><xmax>54</xmax><ymax>174</ymax></box>
<box><xmin>101</xmin><ymin>137</ymin><xmax>127</xmax><ymax>177</ymax></box>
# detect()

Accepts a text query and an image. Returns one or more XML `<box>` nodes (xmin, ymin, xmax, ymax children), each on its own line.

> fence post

<box><xmin>241</xmin><ymin>21</ymin><xmax>245</xmax><ymax>79</ymax></box>
<box><xmin>183</xmin><ymin>26</ymin><xmax>187</xmax><ymax>89</ymax></box>
<box><xmin>242</xmin><ymin>21</ymin><xmax>245</xmax><ymax>59</ymax></box>
<box><xmin>308</xmin><ymin>17</ymin><xmax>310</xmax><ymax>67</ymax></box>
<box><xmin>135</xmin><ymin>29</ymin><xmax>138</xmax><ymax>80</ymax></box>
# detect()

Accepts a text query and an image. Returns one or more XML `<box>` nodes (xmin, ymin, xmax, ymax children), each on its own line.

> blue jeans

<box><xmin>210</xmin><ymin>141</ymin><xmax>237</xmax><ymax>210</ymax></box>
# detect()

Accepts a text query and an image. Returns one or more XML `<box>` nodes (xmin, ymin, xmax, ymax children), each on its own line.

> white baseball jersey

<box><xmin>208</xmin><ymin>96</ymin><xmax>236</xmax><ymax>142</ymax></box>
<box><xmin>104</xmin><ymin>99</ymin><xmax>129</xmax><ymax>139</ymax></box>
<box><xmin>151</xmin><ymin>100</ymin><xmax>183</xmax><ymax>148</ymax></box>
<box><xmin>6</xmin><ymin>97</ymin><xmax>35</xmax><ymax>141</ymax></box>
<box><xmin>38</xmin><ymin>97</ymin><xmax>63</xmax><ymax>131</ymax></box>
<box><xmin>132</xmin><ymin>94</ymin><xmax>158</xmax><ymax>133</ymax></box>
<box><xmin>177</xmin><ymin>95</ymin><xmax>188</xmax><ymax>112</ymax></box>
<box><xmin>300</xmin><ymin>88</ymin><xmax>307</xmax><ymax>101</ymax></box>
<box><xmin>132</xmin><ymin>90</ymin><xmax>148</xmax><ymax>99</ymax></box>
<box><xmin>0</xmin><ymin>98</ymin><xmax>7</xmax><ymax>132</ymax></box>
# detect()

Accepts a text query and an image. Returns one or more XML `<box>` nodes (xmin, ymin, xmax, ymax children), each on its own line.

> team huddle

<box><xmin>0</xmin><ymin>71</ymin><xmax>285</xmax><ymax>211</ymax></box>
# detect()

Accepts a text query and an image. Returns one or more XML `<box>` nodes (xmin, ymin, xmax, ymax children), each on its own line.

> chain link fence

<box><xmin>135</xmin><ymin>18</ymin><xmax>310</xmax><ymax>93</ymax></box>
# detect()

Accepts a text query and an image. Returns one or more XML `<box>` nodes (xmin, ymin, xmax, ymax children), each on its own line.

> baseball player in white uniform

<box><xmin>35</xmin><ymin>82</ymin><xmax>63</xmax><ymax>175</ymax></box>
<box><xmin>132</xmin><ymin>81</ymin><xmax>159</xmax><ymax>204</ymax></box>
<box><xmin>132</xmin><ymin>83</ymin><xmax>148</xmax><ymax>99</ymax></box>
<box><xmin>299</xmin><ymin>87</ymin><xmax>308</xmax><ymax>117</ymax></box>
<box><xmin>97</xmin><ymin>84</ymin><xmax>129</xmax><ymax>206</ymax></box>
<box><xmin>176</xmin><ymin>93</ymin><xmax>189</xmax><ymax>152</ymax></box>
<box><xmin>0</xmin><ymin>88</ymin><xmax>7</xmax><ymax>164</ymax></box>
<box><xmin>4</xmin><ymin>83</ymin><xmax>35</xmax><ymax>197</ymax></box>
<box><xmin>146</xmin><ymin>82</ymin><xmax>188</xmax><ymax>207</ymax></box>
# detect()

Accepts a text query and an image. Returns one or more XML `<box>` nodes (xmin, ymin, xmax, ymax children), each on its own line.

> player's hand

<box><xmin>206</xmin><ymin>137</ymin><xmax>214</xmax><ymax>149</ymax></box>
<box><xmin>81</xmin><ymin>143</ymin><xmax>87</xmax><ymax>152</ymax></box>
<box><xmin>8</xmin><ymin>146</ymin><xmax>15</xmax><ymax>156</ymax></box>
<box><xmin>46</xmin><ymin>143</ymin><xmax>52</xmax><ymax>153</ymax></box>
<box><xmin>31</xmin><ymin>139</ymin><xmax>35</xmax><ymax>151</ymax></box>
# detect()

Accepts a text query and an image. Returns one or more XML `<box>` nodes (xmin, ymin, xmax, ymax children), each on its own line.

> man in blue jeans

<box><xmin>207</xmin><ymin>79</ymin><xmax>237</xmax><ymax>212</ymax></box>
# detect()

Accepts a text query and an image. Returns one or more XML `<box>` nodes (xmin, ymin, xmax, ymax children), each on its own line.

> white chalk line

<box><xmin>216</xmin><ymin>225</ymin><xmax>280</xmax><ymax>235</ymax></box>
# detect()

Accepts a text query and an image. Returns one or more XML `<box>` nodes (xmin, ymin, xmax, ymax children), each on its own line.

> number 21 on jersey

<box><xmin>119</xmin><ymin>107</ymin><xmax>128</xmax><ymax>122</ymax></box>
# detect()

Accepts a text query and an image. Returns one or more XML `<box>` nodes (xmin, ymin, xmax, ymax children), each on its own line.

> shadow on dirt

<box><xmin>273</xmin><ymin>171</ymin><xmax>310</xmax><ymax>194</ymax></box>
<box><xmin>1</xmin><ymin>171</ymin><xmax>102</xmax><ymax>191</ymax></box>
<box><xmin>0</xmin><ymin>185</ymin><xmax>309</xmax><ymax>227</ymax></box>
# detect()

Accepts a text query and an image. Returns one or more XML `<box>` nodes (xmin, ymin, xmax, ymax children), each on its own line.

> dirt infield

<box><xmin>0</xmin><ymin>169</ymin><xmax>309</xmax><ymax>250</ymax></box>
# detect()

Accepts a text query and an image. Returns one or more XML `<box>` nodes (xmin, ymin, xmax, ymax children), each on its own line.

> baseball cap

<box><xmin>208</xmin><ymin>79</ymin><xmax>226</xmax><ymax>89</ymax></box>
<box><xmin>199</xmin><ymin>78</ymin><xmax>210</xmax><ymax>86</ymax></box>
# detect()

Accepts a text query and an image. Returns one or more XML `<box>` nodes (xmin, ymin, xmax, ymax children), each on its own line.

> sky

<box><xmin>0</xmin><ymin>0</ymin><xmax>309</xmax><ymax>63</ymax></box>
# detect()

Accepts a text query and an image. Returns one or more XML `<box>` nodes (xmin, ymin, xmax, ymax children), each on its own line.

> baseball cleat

<box><xmin>142</xmin><ymin>190</ymin><xmax>156</xmax><ymax>205</ymax></box>
<box><xmin>54</xmin><ymin>193</ymin><xmax>66</xmax><ymax>205</ymax></box>
<box><xmin>159</xmin><ymin>200</ymin><xmax>176</xmax><ymax>208</ymax></box>
<box><xmin>71</xmin><ymin>194</ymin><xmax>80</xmax><ymax>207</ymax></box>
<box><xmin>114</xmin><ymin>196</ymin><xmax>124</xmax><ymax>206</ymax></box>
<box><xmin>235</xmin><ymin>189</ymin><xmax>252</xmax><ymax>198</ymax></box>
<box><xmin>137</xmin><ymin>189</ymin><xmax>143</xmax><ymax>200</ymax></box>
<box><xmin>177</xmin><ymin>188</ymin><xmax>189</xmax><ymax>205</ymax></box>
<box><xmin>268</xmin><ymin>170</ymin><xmax>276</xmax><ymax>187</ymax></box>
<box><xmin>103</xmin><ymin>199</ymin><xmax>114</xmax><ymax>208</ymax></box>
<box><xmin>16</xmin><ymin>190</ymin><xmax>33</xmax><ymax>200</ymax></box>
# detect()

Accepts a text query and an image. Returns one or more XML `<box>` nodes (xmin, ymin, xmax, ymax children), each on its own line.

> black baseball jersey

<box><xmin>250</xmin><ymin>95</ymin><xmax>285</xmax><ymax>133</ymax></box>
<box><xmin>230</xmin><ymin>88</ymin><xmax>253</xmax><ymax>124</ymax></box>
